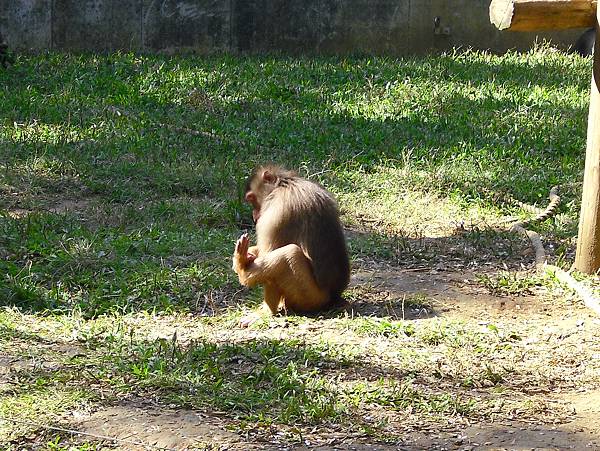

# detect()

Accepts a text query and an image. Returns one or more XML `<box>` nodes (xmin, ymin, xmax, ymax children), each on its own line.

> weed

<box><xmin>477</xmin><ymin>271</ymin><xmax>544</xmax><ymax>295</ymax></box>
<box><xmin>0</xmin><ymin>48</ymin><xmax>597</xmax><ymax>445</ymax></box>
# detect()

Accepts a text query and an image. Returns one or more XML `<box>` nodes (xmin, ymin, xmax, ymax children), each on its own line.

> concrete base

<box><xmin>0</xmin><ymin>0</ymin><xmax>585</xmax><ymax>55</ymax></box>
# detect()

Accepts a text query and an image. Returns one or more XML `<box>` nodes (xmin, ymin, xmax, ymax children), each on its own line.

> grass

<box><xmin>476</xmin><ymin>271</ymin><xmax>546</xmax><ymax>296</ymax></box>
<box><xmin>0</xmin><ymin>46</ymin><xmax>599</xmax><ymax>447</ymax></box>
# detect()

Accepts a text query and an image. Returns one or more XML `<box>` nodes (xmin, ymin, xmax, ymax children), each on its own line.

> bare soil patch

<box><xmin>74</xmin><ymin>401</ymin><xmax>252</xmax><ymax>450</ymax></box>
<box><xmin>5</xmin><ymin>196</ymin><xmax>95</xmax><ymax>218</ymax></box>
<box><xmin>59</xmin><ymin>264</ymin><xmax>600</xmax><ymax>450</ymax></box>
<box><xmin>70</xmin><ymin>392</ymin><xmax>600</xmax><ymax>451</ymax></box>
<box><xmin>349</xmin><ymin>266</ymin><xmax>551</xmax><ymax>320</ymax></box>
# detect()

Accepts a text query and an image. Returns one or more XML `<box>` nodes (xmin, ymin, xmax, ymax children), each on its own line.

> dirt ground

<box><xmin>47</xmin><ymin>264</ymin><xmax>599</xmax><ymax>451</ymax></box>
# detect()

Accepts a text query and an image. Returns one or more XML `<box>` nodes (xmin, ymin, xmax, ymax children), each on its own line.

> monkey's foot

<box><xmin>239</xmin><ymin>312</ymin><xmax>262</xmax><ymax>328</ymax></box>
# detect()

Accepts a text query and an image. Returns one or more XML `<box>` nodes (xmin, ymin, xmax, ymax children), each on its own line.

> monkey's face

<box><xmin>244</xmin><ymin>168</ymin><xmax>278</xmax><ymax>223</ymax></box>
<box><xmin>245</xmin><ymin>190</ymin><xmax>261</xmax><ymax>222</ymax></box>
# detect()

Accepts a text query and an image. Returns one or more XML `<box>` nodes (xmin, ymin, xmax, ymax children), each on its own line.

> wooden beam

<box><xmin>575</xmin><ymin>13</ymin><xmax>600</xmax><ymax>274</ymax></box>
<box><xmin>490</xmin><ymin>0</ymin><xmax>596</xmax><ymax>31</ymax></box>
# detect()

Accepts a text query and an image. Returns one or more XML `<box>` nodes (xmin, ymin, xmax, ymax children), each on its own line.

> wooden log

<box><xmin>490</xmin><ymin>0</ymin><xmax>596</xmax><ymax>31</ymax></box>
<box><xmin>575</xmin><ymin>12</ymin><xmax>600</xmax><ymax>274</ymax></box>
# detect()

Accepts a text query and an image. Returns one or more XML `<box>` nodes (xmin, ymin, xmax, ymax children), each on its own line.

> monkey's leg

<box><xmin>263</xmin><ymin>282</ymin><xmax>284</xmax><ymax>314</ymax></box>
<box><xmin>239</xmin><ymin>283</ymin><xmax>283</xmax><ymax>328</ymax></box>
<box><xmin>236</xmin><ymin>243</ymin><xmax>327</xmax><ymax>312</ymax></box>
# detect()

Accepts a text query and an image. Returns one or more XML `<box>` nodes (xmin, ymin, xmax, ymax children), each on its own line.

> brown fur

<box><xmin>233</xmin><ymin>165</ymin><xmax>350</xmax><ymax>324</ymax></box>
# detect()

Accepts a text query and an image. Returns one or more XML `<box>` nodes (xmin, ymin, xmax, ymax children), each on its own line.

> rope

<box><xmin>509</xmin><ymin>185</ymin><xmax>561</xmax><ymax>230</ymax></box>
<box><xmin>504</xmin><ymin>186</ymin><xmax>600</xmax><ymax>317</ymax></box>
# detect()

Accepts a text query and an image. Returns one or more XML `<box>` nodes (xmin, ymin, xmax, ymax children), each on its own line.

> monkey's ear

<box><xmin>245</xmin><ymin>192</ymin><xmax>257</xmax><ymax>203</ymax></box>
<box><xmin>262</xmin><ymin>170</ymin><xmax>276</xmax><ymax>184</ymax></box>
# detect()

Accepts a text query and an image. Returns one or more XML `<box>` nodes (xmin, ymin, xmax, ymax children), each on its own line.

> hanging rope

<box><xmin>505</xmin><ymin>186</ymin><xmax>600</xmax><ymax>317</ymax></box>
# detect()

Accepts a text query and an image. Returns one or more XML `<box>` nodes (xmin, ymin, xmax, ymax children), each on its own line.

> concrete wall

<box><xmin>0</xmin><ymin>0</ymin><xmax>584</xmax><ymax>55</ymax></box>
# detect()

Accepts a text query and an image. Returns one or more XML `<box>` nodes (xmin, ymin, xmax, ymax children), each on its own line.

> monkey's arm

<box><xmin>234</xmin><ymin>235</ymin><xmax>321</xmax><ymax>297</ymax></box>
<box><xmin>234</xmin><ymin>235</ymin><xmax>312</xmax><ymax>289</ymax></box>
<box><xmin>233</xmin><ymin>235</ymin><xmax>273</xmax><ymax>287</ymax></box>
<box><xmin>232</xmin><ymin>234</ymin><xmax>262</xmax><ymax>284</ymax></box>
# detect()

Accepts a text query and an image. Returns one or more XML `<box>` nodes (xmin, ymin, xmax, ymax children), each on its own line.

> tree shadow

<box><xmin>0</xmin><ymin>51</ymin><xmax>584</xmax><ymax>318</ymax></box>
<box><xmin>0</xmin><ymin>184</ymin><xmax>534</xmax><ymax>318</ymax></box>
<box><xmin>0</xmin><ymin>124</ymin><xmax>542</xmax><ymax>319</ymax></box>
<box><xmin>2</xmin><ymin>320</ymin><xmax>595</xmax><ymax>449</ymax></box>
<box><xmin>0</xmin><ymin>52</ymin><xmax>590</xmax><ymax>200</ymax></box>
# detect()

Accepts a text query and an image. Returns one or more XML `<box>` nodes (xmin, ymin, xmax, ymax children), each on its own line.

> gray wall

<box><xmin>0</xmin><ymin>0</ymin><xmax>584</xmax><ymax>55</ymax></box>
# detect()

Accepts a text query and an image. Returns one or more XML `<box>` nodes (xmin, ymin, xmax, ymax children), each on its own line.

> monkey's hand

<box><xmin>232</xmin><ymin>233</ymin><xmax>257</xmax><ymax>274</ymax></box>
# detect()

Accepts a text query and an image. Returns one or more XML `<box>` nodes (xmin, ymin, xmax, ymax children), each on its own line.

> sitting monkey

<box><xmin>232</xmin><ymin>165</ymin><xmax>350</xmax><ymax>327</ymax></box>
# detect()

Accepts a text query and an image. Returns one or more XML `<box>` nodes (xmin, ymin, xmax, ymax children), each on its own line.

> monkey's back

<box><xmin>257</xmin><ymin>178</ymin><xmax>350</xmax><ymax>299</ymax></box>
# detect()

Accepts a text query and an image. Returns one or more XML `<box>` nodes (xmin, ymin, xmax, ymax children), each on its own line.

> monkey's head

<box><xmin>244</xmin><ymin>165</ymin><xmax>296</xmax><ymax>222</ymax></box>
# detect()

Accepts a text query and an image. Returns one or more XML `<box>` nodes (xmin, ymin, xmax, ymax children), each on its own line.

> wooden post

<box><xmin>575</xmin><ymin>12</ymin><xmax>600</xmax><ymax>273</ymax></box>
<box><xmin>489</xmin><ymin>0</ymin><xmax>596</xmax><ymax>31</ymax></box>
<box><xmin>488</xmin><ymin>1</ymin><xmax>600</xmax><ymax>272</ymax></box>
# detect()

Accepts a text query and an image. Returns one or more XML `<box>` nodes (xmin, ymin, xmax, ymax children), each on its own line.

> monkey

<box><xmin>570</xmin><ymin>28</ymin><xmax>595</xmax><ymax>57</ymax></box>
<box><xmin>232</xmin><ymin>165</ymin><xmax>350</xmax><ymax>327</ymax></box>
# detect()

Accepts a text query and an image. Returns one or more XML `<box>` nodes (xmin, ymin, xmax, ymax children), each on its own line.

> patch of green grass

<box><xmin>477</xmin><ymin>271</ymin><xmax>545</xmax><ymax>296</ymax></box>
<box><xmin>415</xmin><ymin>319</ymin><xmax>521</xmax><ymax>349</ymax></box>
<box><xmin>344</xmin><ymin>379</ymin><xmax>476</xmax><ymax>416</ymax></box>
<box><xmin>348</xmin><ymin>231</ymin><xmax>413</xmax><ymax>262</ymax></box>
<box><xmin>0</xmin><ymin>47</ymin><xmax>596</xmax><ymax>445</ymax></box>
<box><xmin>101</xmin><ymin>337</ymin><xmax>350</xmax><ymax>424</ymax></box>
<box><xmin>343</xmin><ymin>317</ymin><xmax>416</xmax><ymax>337</ymax></box>
<box><xmin>0</xmin><ymin>387</ymin><xmax>94</xmax><ymax>442</ymax></box>
<box><xmin>0</xmin><ymin>211</ymin><xmax>236</xmax><ymax>316</ymax></box>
